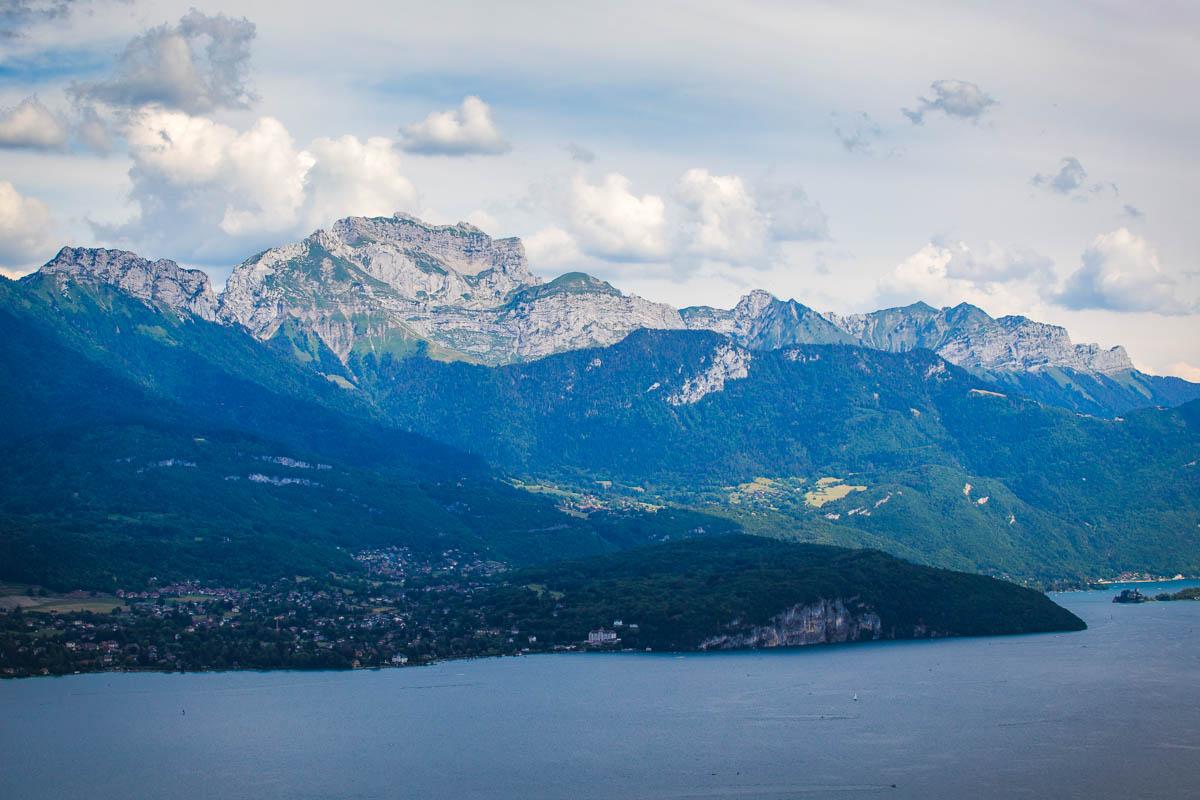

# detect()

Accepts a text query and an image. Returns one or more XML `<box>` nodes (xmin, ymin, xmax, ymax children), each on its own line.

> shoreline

<box><xmin>1</xmin><ymin>622</ymin><xmax>1091</xmax><ymax>682</ymax></box>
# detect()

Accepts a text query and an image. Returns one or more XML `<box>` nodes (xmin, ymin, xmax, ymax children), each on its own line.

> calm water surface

<box><xmin>2</xmin><ymin>580</ymin><xmax>1198</xmax><ymax>800</ymax></box>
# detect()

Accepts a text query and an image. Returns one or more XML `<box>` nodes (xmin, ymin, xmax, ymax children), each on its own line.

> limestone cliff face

<box><xmin>688</xmin><ymin>293</ymin><xmax>1133</xmax><ymax>377</ymax></box>
<box><xmin>667</xmin><ymin>342</ymin><xmax>752</xmax><ymax>406</ymax></box>
<box><xmin>217</xmin><ymin>215</ymin><xmax>683</xmax><ymax>364</ymax></box>
<box><xmin>698</xmin><ymin>598</ymin><xmax>883</xmax><ymax>650</ymax></box>
<box><xmin>34</xmin><ymin>221</ymin><xmax>1159</xmax><ymax>399</ymax></box>
<box><xmin>38</xmin><ymin>247</ymin><xmax>219</xmax><ymax>321</ymax></box>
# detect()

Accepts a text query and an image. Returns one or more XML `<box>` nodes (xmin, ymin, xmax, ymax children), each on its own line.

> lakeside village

<box><xmin>0</xmin><ymin>547</ymin><xmax>635</xmax><ymax>679</ymax></box>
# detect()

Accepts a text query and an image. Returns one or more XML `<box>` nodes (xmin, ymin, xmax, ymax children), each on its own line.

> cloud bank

<box><xmin>100</xmin><ymin>108</ymin><xmax>417</xmax><ymax>260</ymax></box>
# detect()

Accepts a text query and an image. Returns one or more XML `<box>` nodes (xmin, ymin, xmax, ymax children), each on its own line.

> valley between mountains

<box><xmin>2</xmin><ymin>213</ymin><xmax>1196</xmax><ymax>676</ymax></box>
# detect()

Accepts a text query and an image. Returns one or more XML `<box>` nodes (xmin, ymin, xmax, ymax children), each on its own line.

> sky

<box><xmin>1</xmin><ymin>0</ymin><xmax>1198</xmax><ymax>378</ymax></box>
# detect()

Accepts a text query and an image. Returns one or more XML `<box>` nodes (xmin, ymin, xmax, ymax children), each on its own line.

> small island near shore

<box><xmin>1113</xmin><ymin>587</ymin><xmax>1200</xmax><ymax>604</ymax></box>
<box><xmin>0</xmin><ymin>536</ymin><xmax>1085</xmax><ymax>679</ymax></box>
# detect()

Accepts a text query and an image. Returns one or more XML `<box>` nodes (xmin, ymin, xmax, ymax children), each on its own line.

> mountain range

<box><xmin>3</xmin><ymin>213</ymin><xmax>1198</xmax><ymax>587</ymax></box>
<box><xmin>40</xmin><ymin>214</ymin><xmax>1198</xmax><ymax>418</ymax></box>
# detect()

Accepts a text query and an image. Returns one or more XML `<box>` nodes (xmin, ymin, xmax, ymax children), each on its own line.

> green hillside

<box><xmin>354</xmin><ymin>330</ymin><xmax>1200</xmax><ymax>581</ymax></box>
<box><xmin>0</xmin><ymin>279</ymin><xmax>735</xmax><ymax>590</ymax></box>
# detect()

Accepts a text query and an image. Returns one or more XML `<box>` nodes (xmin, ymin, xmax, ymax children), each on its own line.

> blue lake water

<box><xmin>2</xmin><ymin>580</ymin><xmax>1198</xmax><ymax>799</ymax></box>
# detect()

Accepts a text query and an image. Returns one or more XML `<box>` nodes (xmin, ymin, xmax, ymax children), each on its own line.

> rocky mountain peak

<box><xmin>324</xmin><ymin>214</ymin><xmax>534</xmax><ymax>284</ymax></box>
<box><xmin>736</xmin><ymin>289</ymin><xmax>777</xmax><ymax>317</ymax></box>
<box><xmin>689</xmin><ymin>292</ymin><xmax>1134</xmax><ymax>377</ymax></box>
<box><xmin>683</xmin><ymin>291</ymin><xmax>855</xmax><ymax>349</ymax></box>
<box><xmin>216</xmin><ymin>214</ymin><xmax>682</xmax><ymax>364</ymax></box>
<box><xmin>35</xmin><ymin>247</ymin><xmax>219</xmax><ymax>321</ymax></box>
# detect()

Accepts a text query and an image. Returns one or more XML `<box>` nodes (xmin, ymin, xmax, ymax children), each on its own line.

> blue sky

<box><xmin>1</xmin><ymin>0</ymin><xmax>1197</xmax><ymax>377</ymax></box>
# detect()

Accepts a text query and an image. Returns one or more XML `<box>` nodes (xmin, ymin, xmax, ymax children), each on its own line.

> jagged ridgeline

<box><xmin>2</xmin><ymin>213</ymin><xmax>1199</xmax><ymax>586</ymax></box>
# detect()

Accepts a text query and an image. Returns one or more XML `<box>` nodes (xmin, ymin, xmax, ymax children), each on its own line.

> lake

<box><xmin>2</xmin><ymin>580</ymin><xmax>1198</xmax><ymax>799</ymax></box>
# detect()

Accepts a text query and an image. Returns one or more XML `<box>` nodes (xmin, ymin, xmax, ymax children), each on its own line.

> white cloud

<box><xmin>879</xmin><ymin>239</ymin><xmax>1051</xmax><ymax>310</ymax></box>
<box><xmin>216</xmin><ymin>117</ymin><xmax>312</xmax><ymax>236</ymax></box>
<box><xmin>101</xmin><ymin>108</ymin><xmax>418</xmax><ymax>260</ymax></box>
<box><xmin>1054</xmin><ymin>228</ymin><xmax>1195</xmax><ymax>315</ymax></box>
<box><xmin>941</xmin><ymin>240</ymin><xmax>1052</xmax><ymax>284</ymax></box>
<box><xmin>549</xmin><ymin>169</ymin><xmax>826</xmax><ymax>273</ymax></box>
<box><xmin>71</xmin><ymin>10</ymin><xmax>257</xmax><ymax>114</ymax></box>
<box><xmin>0</xmin><ymin>181</ymin><xmax>54</xmax><ymax>275</ymax></box>
<box><xmin>902</xmin><ymin>79</ymin><xmax>996</xmax><ymax>125</ymax></box>
<box><xmin>523</xmin><ymin>226</ymin><xmax>581</xmax><ymax>270</ymax></box>
<box><xmin>0</xmin><ymin>95</ymin><xmax>68</xmax><ymax>150</ymax></box>
<box><xmin>398</xmin><ymin>96</ymin><xmax>510</xmax><ymax>156</ymax></box>
<box><xmin>300</xmin><ymin>135</ymin><xmax>417</xmax><ymax>232</ymax></box>
<box><xmin>568</xmin><ymin>173</ymin><xmax>667</xmax><ymax>261</ymax></box>
<box><xmin>676</xmin><ymin>168</ymin><xmax>768</xmax><ymax>262</ymax></box>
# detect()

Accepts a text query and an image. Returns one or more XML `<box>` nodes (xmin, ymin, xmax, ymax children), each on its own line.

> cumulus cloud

<box><xmin>71</xmin><ymin>10</ymin><xmax>256</xmax><ymax>114</ymax></box>
<box><xmin>550</xmin><ymin>169</ymin><xmax>827</xmax><ymax>272</ymax></box>
<box><xmin>398</xmin><ymin>96</ymin><xmax>510</xmax><ymax>156</ymax></box>
<box><xmin>568</xmin><ymin>173</ymin><xmax>667</xmax><ymax>261</ymax></box>
<box><xmin>0</xmin><ymin>96</ymin><xmax>69</xmax><ymax>150</ymax></box>
<box><xmin>676</xmin><ymin>169</ymin><xmax>768</xmax><ymax>262</ymax></box>
<box><xmin>300</xmin><ymin>135</ymin><xmax>418</xmax><ymax>232</ymax></box>
<box><xmin>673</xmin><ymin>170</ymin><xmax>828</xmax><ymax>266</ymax></box>
<box><xmin>902</xmin><ymin>80</ymin><xmax>996</xmax><ymax>125</ymax></box>
<box><xmin>1054</xmin><ymin>228</ymin><xmax>1194</xmax><ymax>315</ymax></box>
<box><xmin>100</xmin><ymin>108</ymin><xmax>419</xmax><ymax>260</ymax></box>
<box><xmin>523</xmin><ymin>226</ymin><xmax>582</xmax><ymax>269</ymax></box>
<box><xmin>879</xmin><ymin>239</ymin><xmax>1052</xmax><ymax>309</ymax></box>
<box><xmin>832</xmin><ymin>111</ymin><xmax>882</xmax><ymax>154</ymax></box>
<box><xmin>0</xmin><ymin>181</ymin><xmax>54</xmax><ymax>275</ymax></box>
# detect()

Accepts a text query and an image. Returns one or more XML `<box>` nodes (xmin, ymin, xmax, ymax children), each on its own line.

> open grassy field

<box><xmin>804</xmin><ymin>478</ymin><xmax>867</xmax><ymax>508</ymax></box>
<box><xmin>0</xmin><ymin>583</ymin><xmax>124</xmax><ymax>614</ymax></box>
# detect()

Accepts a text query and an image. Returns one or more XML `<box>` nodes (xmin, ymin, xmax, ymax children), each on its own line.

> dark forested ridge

<box><xmin>480</xmin><ymin>537</ymin><xmax>1087</xmax><ymax>651</ymax></box>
